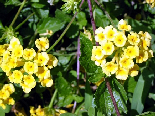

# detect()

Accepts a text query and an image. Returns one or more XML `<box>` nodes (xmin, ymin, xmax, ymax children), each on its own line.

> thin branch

<box><xmin>87</xmin><ymin>0</ymin><xmax>99</xmax><ymax>46</ymax></box>
<box><xmin>48</xmin><ymin>89</ymin><xmax>58</xmax><ymax>109</ymax></box>
<box><xmin>72</xmin><ymin>36</ymin><xmax>81</xmax><ymax>113</ymax></box>
<box><xmin>9</xmin><ymin>0</ymin><xmax>27</xmax><ymax>27</ymax></box>
<box><xmin>94</xmin><ymin>0</ymin><xmax>115</xmax><ymax>27</ymax></box>
<box><xmin>105</xmin><ymin>78</ymin><xmax>121</xmax><ymax>116</ymax></box>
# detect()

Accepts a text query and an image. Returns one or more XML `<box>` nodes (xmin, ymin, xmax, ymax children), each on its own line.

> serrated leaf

<box><xmin>95</xmin><ymin>78</ymin><xmax>127</xmax><ymax>115</ymax></box>
<box><xmin>60</xmin><ymin>113</ymin><xmax>77</xmax><ymax>116</ymax></box>
<box><xmin>33</xmin><ymin>8</ymin><xmax>49</xmax><ymax>19</ymax></box>
<box><xmin>37</xmin><ymin>17</ymin><xmax>65</xmax><ymax>34</ymax></box>
<box><xmin>79</xmin><ymin>33</ymin><xmax>104</xmax><ymax>82</ymax></box>
<box><xmin>131</xmin><ymin>67</ymin><xmax>154</xmax><ymax>114</ymax></box>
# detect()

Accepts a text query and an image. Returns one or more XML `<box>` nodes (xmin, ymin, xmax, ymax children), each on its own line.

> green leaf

<box><xmin>79</xmin><ymin>33</ymin><xmax>104</xmax><ymax>82</ymax></box>
<box><xmin>66</xmin><ymin>24</ymin><xmax>79</xmax><ymax>39</ymax></box>
<box><xmin>124</xmin><ymin>76</ymin><xmax>137</xmax><ymax>93</ymax></box>
<box><xmin>0</xmin><ymin>107</ymin><xmax>5</xmax><ymax>116</ymax></box>
<box><xmin>73</xmin><ymin>95</ymin><xmax>83</xmax><ymax>103</ymax></box>
<box><xmin>55</xmin><ymin>9</ymin><xmax>71</xmax><ymax>23</ymax></box>
<box><xmin>63</xmin><ymin>95</ymin><xmax>74</xmax><ymax>106</ymax></box>
<box><xmin>5</xmin><ymin>0</ymin><xmax>21</xmax><ymax>5</ymax></box>
<box><xmin>58</xmin><ymin>55</ymin><xmax>72</xmax><ymax>65</ymax></box>
<box><xmin>95</xmin><ymin>78</ymin><xmax>127</xmax><ymax>115</ymax></box>
<box><xmin>131</xmin><ymin>67</ymin><xmax>154</xmax><ymax>114</ymax></box>
<box><xmin>76</xmin><ymin>12</ymin><xmax>87</xmax><ymax>29</ymax></box>
<box><xmin>33</xmin><ymin>8</ymin><xmax>49</xmax><ymax>19</ymax></box>
<box><xmin>55</xmin><ymin>72</ymin><xmax>72</xmax><ymax>96</ymax></box>
<box><xmin>31</xmin><ymin>3</ymin><xmax>45</xmax><ymax>8</ymax></box>
<box><xmin>85</xmin><ymin>77</ymin><xmax>93</xmax><ymax>110</ymax></box>
<box><xmin>88</xmin><ymin>107</ymin><xmax>95</xmax><ymax>116</ymax></box>
<box><xmin>94</xmin><ymin>8</ymin><xmax>110</xmax><ymax>28</ymax></box>
<box><xmin>37</xmin><ymin>17</ymin><xmax>65</xmax><ymax>34</ymax></box>
<box><xmin>60</xmin><ymin>113</ymin><xmax>77</xmax><ymax>116</ymax></box>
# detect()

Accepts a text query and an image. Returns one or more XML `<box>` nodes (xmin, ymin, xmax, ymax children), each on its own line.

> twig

<box><xmin>9</xmin><ymin>0</ymin><xmax>27</xmax><ymax>27</ymax></box>
<box><xmin>94</xmin><ymin>0</ymin><xmax>115</xmax><ymax>27</ymax></box>
<box><xmin>105</xmin><ymin>78</ymin><xmax>120</xmax><ymax>116</ymax></box>
<box><xmin>87</xmin><ymin>0</ymin><xmax>99</xmax><ymax>46</ymax></box>
<box><xmin>48</xmin><ymin>89</ymin><xmax>58</xmax><ymax>109</ymax></box>
<box><xmin>72</xmin><ymin>36</ymin><xmax>81</xmax><ymax>113</ymax></box>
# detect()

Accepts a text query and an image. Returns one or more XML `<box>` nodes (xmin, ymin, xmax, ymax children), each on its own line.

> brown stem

<box><xmin>105</xmin><ymin>78</ymin><xmax>121</xmax><ymax>116</ymax></box>
<box><xmin>87</xmin><ymin>0</ymin><xmax>99</xmax><ymax>46</ymax></box>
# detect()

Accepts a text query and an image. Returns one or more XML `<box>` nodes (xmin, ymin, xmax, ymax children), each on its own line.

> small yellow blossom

<box><xmin>124</xmin><ymin>46</ymin><xmax>139</xmax><ymax>59</ymax></box>
<box><xmin>119</xmin><ymin>57</ymin><xmax>134</xmax><ymax>69</ymax></box>
<box><xmin>129</xmin><ymin>64</ymin><xmax>139</xmax><ymax>77</ymax></box>
<box><xmin>102</xmin><ymin>62</ymin><xmax>118</xmax><ymax>76</ymax></box>
<box><xmin>12</xmin><ymin>70</ymin><xmax>23</xmax><ymax>83</ymax></box>
<box><xmin>41</xmin><ymin>78</ymin><xmax>53</xmax><ymax>87</ymax></box>
<box><xmin>34</xmin><ymin>52</ymin><xmax>49</xmax><ymax>66</ymax></box>
<box><xmin>118</xmin><ymin>19</ymin><xmax>131</xmax><ymax>31</ymax></box>
<box><xmin>36</xmin><ymin>66</ymin><xmax>50</xmax><ymax>81</ymax></box>
<box><xmin>114</xmin><ymin>32</ymin><xmax>127</xmax><ymax>47</ymax></box>
<box><xmin>136</xmin><ymin>50</ymin><xmax>148</xmax><ymax>63</ymax></box>
<box><xmin>24</xmin><ymin>61</ymin><xmax>38</xmax><ymax>74</ymax></box>
<box><xmin>8</xmin><ymin>37</ymin><xmax>20</xmax><ymax>50</ymax></box>
<box><xmin>23</xmin><ymin>48</ymin><xmax>36</xmax><ymax>60</ymax></box>
<box><xmin>116</xmin><ymin>67</ymin><xmax>129</xmax><ymax>80</ymax></box>
<box><xmin>128</xmin><ymin>32</ymin><xmax>140</xmax><ymax>45</ymax></box>
<box><xmin>11</xmin><ymin>45</ymin><xmax>23</xmax><ymax>58</ymax></box>
<box><xmin>101</xmin><ymin>42</ymin><xmax>115</xmax><ymax>55</ymax></box>
<box><xmin>47</xmin><ymin>54</ymin><xmax>58</xmax><ymax>69</ymax></box>
<box><xmin>104</xmin><ymin>25</ymin><xmax>117</xmax><ymax>41</ymax></box>
<box><xmin>35</xmin><ymin>37</ymin><xmax>49</xmax><ymax>51</ymax></box>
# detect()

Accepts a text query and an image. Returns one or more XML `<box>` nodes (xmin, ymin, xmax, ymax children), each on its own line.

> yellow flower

<box><xmin>148</xmin><ymin>50</ymin><xmax>154</xmax><ymax>58</ymax></box>
<box><xmin>0</xmin><ymin>45</ymin><xmax>5</xmax><ymax>56</ymax></box>
<box><xmin>95</xmin><ymin>27</ymin><xmax>106</xmax><ymax>44</ymax></box>
<box><xmin>34</xmin><ymin>52</ymin><xmax>49</xmax><ymax>66</ymax></box>
<box><xmin>129</xmin><ymin>64</ymin><xmax>139</xmax><ymax>77</ymax></box>
<box><xmin>8</xmin><ymin>37</ymin><xmax>20</xmax><ymax>50</ymax></box>
<box><xmin>124</xmin><ymin>46</ymin><xmax>139</xmax><ymax>59</ymax></box>
<box><xmin>12</xmin><ymin>70</ymin><xmax>23</xmax><ymax>83</ymax></box>
<box><xmin>116</xmin><ymin>67</ymin><xmax>129</xmax><ymax>80</ymax></box>
<box><xmin>104</xmin><ymin>25</ymin><xmax>117</xmax><ymax>41</ymax></box>
<box><xmin>4</xmin><ymin>97</ymin><xmax>15</xmax><ymax>105</ymax></box>
<box><xmin>0</xmin><ymin>90</ymin><xmax>10</xmax><ymax>99</ymax></box>
<box><xmin>36</xmin><ymin>66</ymin><xmax>50</xmax><ymax>81</ymax></box>
<box><xmin>92</xmin><ymin>46</ymin><xmax>104</xmax><ymax>60</ymax></box>
<box><xmin>23</xmin><ymin>48</ymin><xmax>36</xmax><ymax>60</ymax></box>
<box><xmin>22</xmin><ymin>75</ymin><xmax>36</xmax><ymax>88</ymax></box>
<box><xmin>118</xmin><ymin>19</ymin><xmax>131</xmax><ymax>31</ymax></box>
<box><xmin>101</xmin><ymin>42</ymin><xmax>115</xmax><ymax>55</ymax></box>
<box><xmin>119</xmin><ymin>57</ymin><xmax>134</xmax><ymax>69</ymax></box>
<box><xmin>11</xmin><ymin>45</ymin><xmax>23</xmax><ymax>58</ymax></box>
<box><xmin>128</xmin><ymin>32</ymin><xmax>140</xmax><ymax>45</ymax></box>
<box><xmin>136</xmin><ymin>50</ymin><xmax>148</xmax><ymax>63</ymax></box>
<box><xmin>47</xmin><ymin>54</ymin><xmax>58</xmax><ymax>69</ymax></box>
<box><xmin>7</xmin><ymin>57</ymin><xmax>17</xmax><ymax>68</ymax></box>
<box><xmin>114</xmin><ymin>32</ymin><xmax>127</xmax><ymax>47</ymax></box>
<box><xmin>16</xmin><ymin>58</ymin><xmax>25</xmax><ymax>67</ymax></box>
<box><xmin>30</xmin><ymin>106</ymin><xmax>36</xmax><ymax>114</ymax></box>
<box><xmin>24</xmin><ymin>61</ymin><xmax>38</xmax><ymax>74</ymax></box>
<box><xmin>1</xmin><ymin>62</ymin><xmax>11</xmax><ymax>73</ymax></box>
<box><xmin>95</xmin><ymin>58</ymin><xmax>106</xmax><ymax>67</ymax></box>
<box><xmin>41</xmin><ymin>78</ymin><xmax>53</xmax><ymax>87</ymax></box>
<box><xmin>35</xmin><ymin>37</ymin><xmax>49</xmax><ymax>51</ymax></box>
<box><xmin>140</xmin><ymin>37</ymin><xmax>150</xmax><ymax>50</ymax></box>
<box><xmin>20</xmin><ymin>83</ymin><xmax>32</xmax><ymax>93</ymax></box>
<box><xmin>102</xmin><ymin>62</ymin><xmax>118</xmax><ymax>76</ymax></box>
<box><xmin>3</xmin><ymin>84</ymin><xmax>15</xmax><ymax>94</ymax></box>
<box><xmin>2</xmin><ymin>50</ymin><xmax>10</xmax><ymax>63</ymax></box>
<box><xmin>36</xmin><ymin>105</ymin><xmax>44</xmax><ymax>116</ymax></box>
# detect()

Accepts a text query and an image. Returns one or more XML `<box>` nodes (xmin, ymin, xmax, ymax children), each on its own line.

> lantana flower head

<box><xmin>91</xmin><ymin>19</ymin><xmax>153</xmax><ymax>80</ymax></box>
<box><xmin>35</xmin><ymin>37</ymin><xmax>49</xmax><ymax>51</ymax></box>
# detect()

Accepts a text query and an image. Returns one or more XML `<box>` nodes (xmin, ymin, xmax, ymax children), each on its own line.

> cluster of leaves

<box><xmin>0</xmin><ymin>0</ymin><xmax>155</xmax><ymax>116</ymax></box>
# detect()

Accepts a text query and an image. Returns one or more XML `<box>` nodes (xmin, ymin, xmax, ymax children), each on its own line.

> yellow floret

<box><xmin>35</xmin><ymin>37</ymin><xmax>49</xmax><ymax>51</ymax></box>
<box><xmin>128</xmin><ymin>32</ymin><xmax>140</xmax><ymax>45</ymax></box>
<box><xmin>34</xmin><ymin>52</ymin><xmax>49</xmax><ymax>66</ymax></box>
<box><xmin>0</xmin><ymin>90</ymin><xmax>10</xmax><ymax>100</ymax></box>
<box><xmin>12</xmin><ymin>70</ymin><xmax>23</xmax><ymax>83</ymax></box>
<box><xmin>2</xmin><ymin>50</ymin><xmax>10</xmax><ymax>63</ymax></box>
<box><xmin>1</xmin><ymin>62</ymin><xmax>11</xmax><ymax>73</ymax></box>
<box><xmin>7</xmin><ymin>57</ymin><xmax>17</xmax><ymax>68</ymax></box>
<box><xmin>36</xmin><ymin>66</ymin><xmax>50</xmax><ymax>81</ymax></box>
<box><xmin>124</xmin><ymin>46</ymin><xmax>139</xmax><ymax>59</ymax></box>
<box><xmin>8</xmin><ymin>37</ymin><xmax>20</xmax><ymax>51</ymax></box>
<box><xmin>119</xmin><ymin>57</ymin><xmax>134</xmax><ymax>69</ymax></box>
<box><xmin>136</xmin><ymin>50</ymin><xmax>148</xmax><ymax>63</ymax></box>
<box><xmin>129</xmin><ymin>64</ymin><xmax>139</xmax><ymax>77</ymax></box>
<box><xmin>0</xmin><ymin>45</ymin><xmax>5</xmax><ymax>56</ymax></box>
<box><xmin>24</xmin><ymin>61</ymin><xmax>38</xmax><ymax>74</ymax></box>
<box><xmin>41</xmin><ymin>78</ymin><xmax>53</xmax><ymax>87</ymax></box>
<box><xmin>36</xmin><ymin>105</ymin><xmax>44</xmax><ymax>116</ymax></box>
<box><xmin>118</xmin><ymin>19</ymin><xmax>131</xmax><ymax>31</ymax></box>
<box><xmin>23</xmin><ymin>48</ymin><xmax>36</xmax><ymax>60</ymax></box>
<box><xmin>47</xmin><ymin>54</ymin><xmax>58</xmax><ymax>69</ymax></box>
<box><xmin>3</xmin><ymin>84</ymin><xmax>15</xmax><ymax>94</ymax></box>
<box><xmin>101</xmin><ymin>42</ymin><xmax>115</xmax><ymax>55</ymax></box>
<box><xmin>104</xmin><ymin>25</ymin><xmax>117</xmax><ymax>41</ymax></box>
<box><xmin>102</xmin><ymin>62</ymin><xmax>118</xmax><ymax>76</ymax></box>
<box><xmin>11</xmin><ymin>45</ymin><xmax>23</xmax><ymax>58</ymax></box>
<box><xmin>114</xmin><ymin>32</ymin><xmax>127</xmax><ymax>47</ymax></box>
<box><xmin>116</xmin><ymin>67</ymin><xmax>129</xmax><ymax>80</ymax></box>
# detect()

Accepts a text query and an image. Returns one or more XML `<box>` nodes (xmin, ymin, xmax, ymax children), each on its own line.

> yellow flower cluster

<box><xmin>0</xmin><ymin>84</ymin><xmax>15</xmax><ymax>109</ymax></box>
<box><xmin>146</xmin><ymin>0</ymin><xmax>155</xmax><ymax>8</ymax></box>
<box><xmin>0</xmin><ymin>37</ymin><xmax>58</xmax><ymax>95</ymax></box>
<box><xmin>91</xmin><ymin>19</ymin><xmax>153</xmax><ymax>80</ymax></box>
<box><xmin>30</xmin><ymin>105</ymin><xmax>67</xmax><ymax>116</ymax></box>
